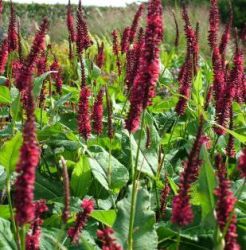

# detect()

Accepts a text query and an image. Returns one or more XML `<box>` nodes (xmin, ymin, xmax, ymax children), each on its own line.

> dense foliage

<box><xmin>0</xmin><ymin>0</ymin><xmax>245</xmax><ymax>250</ymax></box>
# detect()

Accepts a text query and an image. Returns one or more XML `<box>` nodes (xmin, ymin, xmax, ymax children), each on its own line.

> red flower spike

<box><xmin>78</xmin><ymin>85</ymin><xmax>91</xmax><ymax>141</ymax></box>
<box><xmin>125</xmin><ymin>0</ymin><xmax>163</xmax><ymax>133</ymax></box>
<box><xmin>219</xmin><ymin>9</ymin><xmax>232</xmax><ymax>70</ymax></box>
<box><xmin>67</xmin><ymin>199</ymin><xmax>94</xmax><ymax>244</ymax></box>
<box><xmin>175</xmin><ymin>48</ymin><xmax>193</xmax><ymax>116</ymax></box>
<box><xmin>121</xmin><ymin>26</ymin><xmax>131</xmax><ymax>53</ymax></box>
<box><xmin>92</xmin><ymin>88</ymin><xmax>104</xmax><ymax>136</ymax></box>
<box><xmin>171</xmin><ymin>118</ymin><xmax>204</xmax><ymax>226</ymax></box>
<box><xmin>129</xmin><ymin>4</ymin><xmax>144</xmax><ymax>44</ymax></box>
<box><xmin>36</xmin><ymin>51</ymin><xmax>47</xmax><ymax>76</ymax></box>
<box><xmin>208</xmin><ymin>0</ymin><xmax>220</xmax><ymax>50</ymax></box>
<box><xmin>26</xmin><ymin>200</ymin><xmax>48</xmax><ymax>250</ymax></box>
<box><xmin>67</xmin><ymin>0</ymin><xmax>76</xmax><ymax>42</ymax></box>
<box><xmin>16</xmin><ymin>18</ymin><xmax>48</xmax><ymax>93</ymax></box>
<box><xmin>0</xmin><ymin>39</ymin><xmax>9</xmax><ymax>74</ymax></box>
<box><xmin>8</xmin><ymin>1</ymin><xmax>18</xmax><ymax>52</ymax></box>
<box><xmin>238</xmin><ymin>149</ymin><xmax>246</xmax><ymax>179</ymax></box>
<box><xmin>214</xmin><ymin>155</ymin><xmax>240</xmax><ymax>250</ymax></box>
<box><xmin>96</xmin><ymin>42</ymin><xmax>105</xmax><ymax>68</ymax></box>
<box><xmin>97</xmin><ymin>227</ymin><xmax>122</xmax><ymax>250</ymax></box>
<box><xmin>50</xmin><ymin>57</ymin><xmax>63</xmax><ymax>95</ymax></box>
<box><xmin>215</xmin><ymin>42</ymin><xmax>244</xmax><ymax>135</ymax></box>
<box><xmin>15</xmin><ymin>92</ymin><xmax>41</xmax><ymax>226</ymax></box>
<box><xmin>125</xmin><ymin>27</ymin><xmax>144</xmax><ymax>91</ymax></box>
<box><xmin>112</xmin><ymin>30</ymin><xmax>121</xmax><ymax>76</ymax></box>
<box><xmin>175</xmin><ymin>6</ymin><xmax>198</xmax><ymax>116</ymax></box>
<box><xmin>76</xmin><ymin>9</ymin><xmax>91</xmax><ymax>54</ymax></box>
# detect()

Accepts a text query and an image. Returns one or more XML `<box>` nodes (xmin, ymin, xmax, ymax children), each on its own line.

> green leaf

<box><xmin>0</xmin><ymin>218</ymin><xmax>17</xmax><ymax>250</ymax></box>
<box><xmin>0</xmin><ymin>205</ymin><xmax>10</xmax><ymax>219</ymax></box>
<box><xmin>0</xmin><ymin>132</ymin><xmax>23</xmax><ymax>174</ymax></box>
<box><xmin>35</xmin><ymin>172</ymin><xmax>63</xmax><ymax>200</ymax></box>
<box><xmin>33</xmin><ymin>71</ymin><xmax>54</xmax><ymax>98</ymax></box>
<box><xmin>10</xmin><ymin>93</ymin><xmax>21</xmax><ymax>122</ymax></box>
<box><xmin>113</xmin><ymin>185</ymin><xmax>158</xmax><ymax>250</ymax></box>
<box><xmin>40</xmin><ymin>228</ymin><xmax>67</xmax><ymax>250</ymax></box>
<box><xmin>0</xmin><ymin>166</ymin><xmax>6</xmax><ymax>190</ymax></box>
<box><xmin>71</xmin><ymin>156</ymin><xmax>92</xmax><ymax>198</ymax></box>
<box><xmin>91</xmin><ymin>210</ymin><xmax>116</xmax><ymax>227</ymax></box>
<box><xmin>198</xmin><ymin>146</ymin><xmax>216</xmax><ymax>227</ymax></box>
<box><xmin>0</xmin><ymin>86</ymin><xmax>11</xmax><ymax>104</ymax></box>
<box><xmin>89</xmin><ymin>147</ymin><xmax>129</xmax><ymax>192</ymax></box>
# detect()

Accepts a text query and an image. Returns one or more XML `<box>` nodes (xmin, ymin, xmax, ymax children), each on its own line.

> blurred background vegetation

<box><xmin>0</xmin><ymin>1</ymin><xmax>245</xmax><ymax>54</ymax></box>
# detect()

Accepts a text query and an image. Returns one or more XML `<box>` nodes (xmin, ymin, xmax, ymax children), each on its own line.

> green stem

<box><xmin>6</xmin><ymin>178</ymin><xmax>21</xmax><ymax>250</ymax></box>
<box><xmin>176</xmin><ymin>229</ymin><xmax>181</xmax><ymax>250</ymax></box>
<box><xmin>127</xmin><ymin>111</ymin><xmax>145</xmax><ymax>250</ymax></box>
<box><xmin>20</xmin><ymin>226</ymin><xmax>26</xmax><ymax>250</ymax></box>
<box><xmin>40</xmin><ymin>107</ymin><xmax>43</xmax><ymax>129</ymax></box>
<box><xmin>129</xmin><ymin>135</ymin><xmax>134</xmax><ymax>181</ymax></box>
<box><xmin>108</xmin><ymin>139</ymin><xmax>112</xmax><ymax>188</ymax></box>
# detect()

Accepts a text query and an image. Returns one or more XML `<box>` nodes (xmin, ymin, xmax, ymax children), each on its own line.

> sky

<box><xmin>9</xmin><ymin>0</ymin><xmax>146</xmax><ymax>7</ymax></box>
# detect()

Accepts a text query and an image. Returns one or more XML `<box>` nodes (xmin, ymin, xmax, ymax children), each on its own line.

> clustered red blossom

<box><xmin>112</xmin><ymin>30</ymin><xmax>121</xmax><ymax>76</ymax></box>
<box><xmin>8</xmin><ymin>2</ymin><xmax>18</xmax><ymax>52</ymax></box>
<box><xmin>125</xmin><ymin>0</ymin><xmax>163</xmax><ymax>132</ymax></box>
<box><xmin>92</xmin><ymin>88</ymin><xmax>104</xmax><ymax>135</ymax></box>
<box><xmin>0</xmin><ymin>39</ymin><xmax>9</xmax><ymax>74</ymax></box>
<box><xmin>208</xmin><ymin>0</ymin><xmax>220</xmax><ymax>50</ymax></box>
<box><xmin>175</xmin><ymin>5</ymin><xmax>198</xmax><ymax>116</ymax></box>
<box><xmin>14</xmin><ymin>19</ymin><xmax>48</xmax><ymax>226</ymax></box>
<box><xmin>207</xmin><ymin>0</ymin><xmax>245</xmax><ymax>136</ymax></box>
<box><xmin>36</xmin><ymin>51</ymin><xmax>47</xmax><ymax>76</ymax></box>
<box><xmin>15</xmin><ymin>92</ymin><xmax>41</xmax><ymax>225</ymax></box>
<box><xmin>214</xmin><ymin>155</ymin><xmax>240</xmax><ymax>250</ymax></box>
<box><xmin>171</xmin><ymin>119</ymin><xmax>204</xmax><ymax>226</ymax></box>
<box><xmin>121</xmin><ymin>26</ymin><xmax>131</xmax><ymax>53</ymax></box>
<box><xmin>67</xmin><ymin>0</ymin><xmax>76</xmax><ymax>42</ymax></box>
<box><xmin>96</xmin><ymin>42</ymin><xmax>105</xmax><ymax>68</ymax></box>
<box><xmin>129</xmin><ymin>4</ymin><xmax>144</xmax><ymax>44</ymax></box>
<box><xmin>26</xmin><ymin>200</ymin><xmax>48</xmax><ymax>250</ymax></box>
<box><xmin>36</xmin><ymin>51</ymin><xmax>48</xmax><ymax>106</ymax></box>
<box><xmin>68</xmin><ymin>199</ymin><xmax>94</xmax><ymax>244</ymax></box>
<box><xmin>219</xmin><ymin>10</ymin><xmax>232</xmax><ymax>70</ymax></box>
<box><xmin>125</xmin><ymin>28</ymin><xmax>144</xmax><ymax>90</ymax></box>
<box><xmin>78</xmin><ymin>85</ymin><xmax>91</xmax><ymax>141</ymax></box>
<box><xmin>97</xmin><ymin>227</ymin><xmax>122</xmax><ymax>250</ymax></box>
<box><xmin>50</xmin><ymin>57</ymin><xmax>63</xmax><ymax>94</ymax></box>
<box><xmin>175</xmin><ymin>48</ymin><xmax>193</xmax><ymax>115</ymax></box>
<box><xmin>11</xmin><ymin>59</ymin><xmax>22</xmax><ymax>79</ymax></box>
<box><xmin>16</xmin><ymin>18</ymin><xmax>48</xmax><ymax>92</ymax></box>
<box><xmin>238</xmin><ymin>149</ymin><xmax>246</xmax><ymax>178</ymax></box>
<box><xmin>76</xmin><ymin>9</ymin><xmax>92</xmax><ymax>54</ymax></box>
<box><xmin>215</xmin><ymin>42</ymin><xmax>244</xmax><ymax>135</ymax></box>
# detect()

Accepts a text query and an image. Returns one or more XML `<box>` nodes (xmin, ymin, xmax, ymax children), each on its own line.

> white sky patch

<box><xmin>7</xmin><ymin>0</ymin><xmax>147</xmax><ymax>7</ymax></box>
